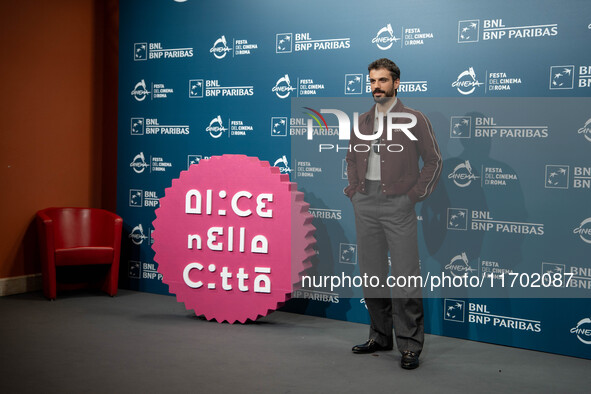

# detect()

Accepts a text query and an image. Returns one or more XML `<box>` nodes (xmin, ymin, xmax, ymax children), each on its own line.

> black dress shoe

<box><xmin>352</xmin><ymin>339</ymin><xmax>393</xmax><ymax>354</ymax></box>
<box><xmin>401</xmin><ymin>350</ymin><xmax>419</xmax><ymax>369</ymax></box>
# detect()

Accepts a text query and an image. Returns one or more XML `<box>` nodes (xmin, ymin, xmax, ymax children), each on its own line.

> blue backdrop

<box><xmin>117</xmin><ymin>0</ymin><xmax>591</xmax><ymax>359</ymax></box>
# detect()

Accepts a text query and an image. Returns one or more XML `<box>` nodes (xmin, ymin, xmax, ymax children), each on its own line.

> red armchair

<box><xmin>36</xmin><ymin>207</ymin><xmax>123</xmax><ymax>300</ymax></box>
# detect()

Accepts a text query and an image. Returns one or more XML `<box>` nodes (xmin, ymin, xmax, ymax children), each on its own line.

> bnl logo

<box><xmin>549</xmin><ymin>66</ymin><xmax>575</xmax><ymax>90</ymax></box>
<box><xmin>545</xmin><ymin>165</ymin><xmax>569</xmax><ymax>189</ymax></box>
<box><xmin>276</xmin><ymin>33</ymin><xmax>292</xmax><ymax>53</ymax></box>
<box><xmin>447</xmin><ymin>208</ymin><xmax>468</xmax><ymax>230</ymax></box>
<box><xmin>450</xmin><ymin>116</ymin><xmax>471</xmax><ymax>138</ymax></box>
<box><xmin>134</xmin><ymin>43</ymin><xmax>147</xmax><ymax>60</ymax></box>
<box><xmin>339</xmin><ymin>244</ymin><xmax>358</xmax><ymax>264</ymax></box>
<box><xmin>458</xmin><ymin>20</ymin><xmax>479</xmax><ymax>43</ymax></box>
<box><xmin>129</xmin><ymin>261</ymin><xmax>141</xmax><ymax>279</ymax></box>
<box><xmin>271</xmin><ymin>117</ymin><xmax>288</xmax><ymax>137</ymax></box>
<box><xmin>345</xmin><ymin>74</ymin><xmax>363</xmax><ymax>94</ymax></box>
<box><xmin>444</xmin><ymin>299</ymin><xmax>465</xmax><ymax>322</ymax></box>
<box><xmin>131</xmin><ymin>118</ymin><xmax>144</xmax><ymax>135</ymax></box>
<box><xmin>129</xmin><ymin>189</ymin><xmax>143</xmax><ymax>207</ymax></box>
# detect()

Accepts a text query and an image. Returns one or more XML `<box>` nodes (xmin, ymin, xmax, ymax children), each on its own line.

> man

<box><xmin>344</xmin><ymin>58</ymin><xmax>441</xmax><ymax>369</ymax></box>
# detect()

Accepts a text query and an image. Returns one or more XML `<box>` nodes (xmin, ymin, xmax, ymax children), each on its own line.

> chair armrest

<box><xmin>112</xmin><ymin>216</ymin><xmax>123</xmax><ymax>264</ymax></box>
<box><xmin>36</xmin><ymin>211</ymin><xmax>56</xmax><ymax>278</ymax></box>
<box><xmin>36</xmin><ymin>212</ymin><xmax>55</xmax><ymax>251</ymax></box>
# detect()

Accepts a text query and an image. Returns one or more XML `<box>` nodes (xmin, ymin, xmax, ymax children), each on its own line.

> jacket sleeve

<box><xmin>344</xmin><ymin>134</ymin><xmax>359</xmax><ymax>198</ymax></box>
<box><xmin>407</xmin><ymin>112</ymin><xmax>442</xmax><ymax>203</ymax></box>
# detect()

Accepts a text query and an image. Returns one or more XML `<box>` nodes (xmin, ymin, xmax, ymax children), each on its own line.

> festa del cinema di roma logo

<box><xmin>152</xmin><ymin>155</ymin><xmax>316</xmax><ymax>323</ymax></box>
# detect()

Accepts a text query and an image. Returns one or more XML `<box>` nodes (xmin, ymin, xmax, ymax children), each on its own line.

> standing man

<box><xmin>344</xmin><ymin>58</ymin><xmax>441</xmax><ymax>369</ymax></box>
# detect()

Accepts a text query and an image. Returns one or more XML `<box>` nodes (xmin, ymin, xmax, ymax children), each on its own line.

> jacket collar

<box><xmin>359</xmin><ymin>98</ymin><xmax>404</xmax><ymax>135</ymax></box>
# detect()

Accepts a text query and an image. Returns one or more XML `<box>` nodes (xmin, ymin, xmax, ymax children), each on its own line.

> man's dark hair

<box><xmin>368</xmin><ymin>58</ymin><xmax>400</xmax><ymax>81</ymax></box>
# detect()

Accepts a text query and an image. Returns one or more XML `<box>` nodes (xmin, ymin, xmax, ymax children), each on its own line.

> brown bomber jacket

<box><xmin>344</xmin><ymin>99</ymin><xmax>442</xmax><ymax>203</ymax></box>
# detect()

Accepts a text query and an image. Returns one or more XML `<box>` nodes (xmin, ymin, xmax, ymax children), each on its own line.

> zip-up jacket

<box><xmin>344</xmin><ymin>99</ymin><xmax>442</xmax><ymax>203</ymax></box>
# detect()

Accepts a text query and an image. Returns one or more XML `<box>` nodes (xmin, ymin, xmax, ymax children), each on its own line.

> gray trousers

<box><xmin>351</xmin><ymin>180</ymin><xmax>424</xmax><ymax>355</ymax></box>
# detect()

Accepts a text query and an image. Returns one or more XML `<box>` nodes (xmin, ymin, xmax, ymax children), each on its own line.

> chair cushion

<box><xmin>55</xmin><ymin>247</ymin><xmax>115</xmax><ymax>266</ymax></box>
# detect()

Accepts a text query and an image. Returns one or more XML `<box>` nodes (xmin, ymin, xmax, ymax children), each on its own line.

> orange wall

<box><xmin>0</xmin><ymin>0</ymin><xmax>118</xmax><ymax>279</ymax></box>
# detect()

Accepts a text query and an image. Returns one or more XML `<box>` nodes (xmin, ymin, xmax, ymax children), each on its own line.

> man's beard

<box><xmin>372</xmin><ymin>87</ymin><xmax>396</xmax><ymax>103</ymax></box>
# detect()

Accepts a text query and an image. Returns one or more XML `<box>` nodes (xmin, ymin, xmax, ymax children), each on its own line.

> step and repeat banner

<box><xmin>117</xmin><ymin>0</ymin><xmax>591</xmax><ymax>358</ymax></box>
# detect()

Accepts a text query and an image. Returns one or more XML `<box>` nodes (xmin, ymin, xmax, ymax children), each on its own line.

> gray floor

<box><xmin>1</xmin><ymin>290</ymin><xmax>589</xmax><ymax>393</ymax></box>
